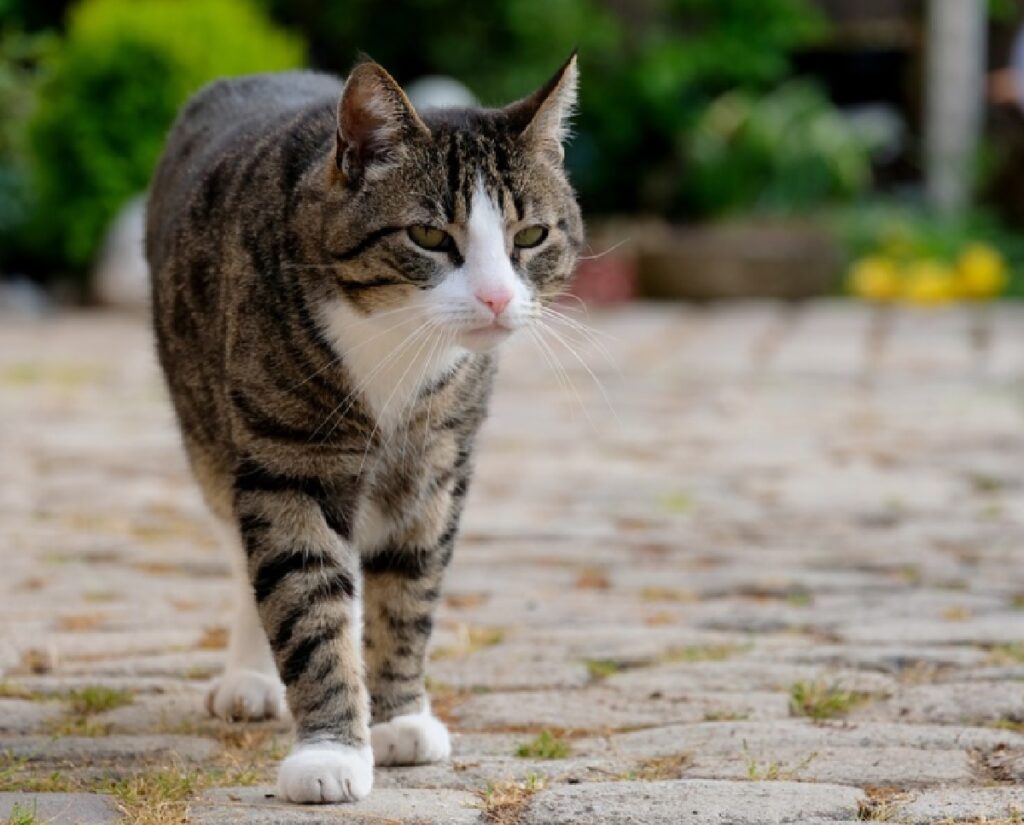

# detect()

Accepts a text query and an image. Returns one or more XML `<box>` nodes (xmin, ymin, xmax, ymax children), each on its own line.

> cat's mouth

<box><xmin>460</xmin><ymin>320</ymin><xmax>514</xmax><ymax>349</ymax></box>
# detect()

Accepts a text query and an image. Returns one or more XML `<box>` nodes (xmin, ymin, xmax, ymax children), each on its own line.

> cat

<box><xmin>145</xmin><ymin>55</ymin><xmax>582</xmax><ymax>803</ymax></box>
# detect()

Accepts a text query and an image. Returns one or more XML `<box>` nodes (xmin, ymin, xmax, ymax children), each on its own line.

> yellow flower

<box><xmin>848</xmin><ymin>256</ymin><xmax>901</xmax><ymax>301</ymax></box>
<box><xmin>956</xmin><ymin>242</ymin><xmax>1008</xmax><ymax>299</ymax></box>
<box><xmin>902</xmin><ymin>261</ymin><xmax>957</xmax><ymax>305</ymax></box>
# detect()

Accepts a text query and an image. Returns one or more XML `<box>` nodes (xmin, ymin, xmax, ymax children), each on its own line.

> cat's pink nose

<box><xmin>476</xmin><ymin>289</ymin><xmax>512</xmax><ymax>316</ymax></box>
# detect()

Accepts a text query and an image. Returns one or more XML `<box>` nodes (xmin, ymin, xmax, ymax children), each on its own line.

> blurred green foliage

<box><xmin>688</xmin><ymin>81</ymin><xmax>875</xmax><ymax>217</ymax></box>
<box><xmin>0</xmin><ymin>29</ymin><xmax>54</xmax><ymax>268</ymax></box>
<box><xmin>1</xmin><ymin>0</ymin><xmax>838</xmax><ymax>280</ymax></box>
<box><xmin>22</xmin><ymin>0</ymin><xmax>304</xmax><ymax>275</ymax></box>
<box><xmin>266</xmin><ymin>0</ymin><xmax>826</xmax><ymax>216</ymax></box>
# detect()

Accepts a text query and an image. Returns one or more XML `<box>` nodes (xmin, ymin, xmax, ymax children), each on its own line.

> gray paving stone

<box><xmin>864</xmin><ymin>682</ymin><xmax>1024</xmax><ymax>725</ymax></box>
<box><xmin>576</xmin><ymin>719</ymin><xmax>1024</xmax><ymax>759</ymax></box>
<box><xmin>0</xmin><ymin>734</ymin><xmax>219</xmax><ymax>765</ymax></box>
<box><xmin>522</xmin><ymin>779</ymin><xmax>865</xmax><ymax>825</ymax></box>
<box><xmin>4</xmin><ymin>305</ymin><xmax>1024</xmax><ymax>820</ymax></box>
<box><xmin>686</xmin><ymin>744</ymin><xmax>972</xmax><ymax>786</ymax></box>
<box><xmin>0</xmin><ymin>698</ymin><xmax>64</xmax><ymax>734</ymax></box>
<box><xmin>0</xmin><ymin>792</ymin><xmax>120</xmax><ymax>824</ymax></box>
<box><xmin>603</xmin><ymin>660</ymin><xmax>896</xmax><ymax>697</ymax></box>
<box><xmin>895</xmin><ymin>787</ymin><xmax>1024</xmax><ymax>823</ymax></box>
<box><xmin>194</xmin><ymin>786</ymin><xmax>484</xmax><ymax>824</ymax></box>
<box><xmin>451</xmin><ymin>687</ymin><xmax>789</xmax><ymax>731</ymax></box>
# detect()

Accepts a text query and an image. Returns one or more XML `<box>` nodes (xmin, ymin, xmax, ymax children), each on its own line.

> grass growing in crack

<box><xmin>477</xmin><ymin>773</ymin><xmax>546</xmax><ymax>825</ymax></box>
<box><xmin>741</xmin><ymin>740</ymin><xmax>817</xmax><ymax>781</ymax></box>
<box><xmin>0</xmin><ymin>683</ymin><xmax>45</xmax><ymax>701</ymax></box>
<box><xmin>990</xmin><ymin>718</ymin><xmax>1024</xmax><ymax>734</ymax></box>
<box><xmin>0</xmin><ymin>753</ymin><xmax>83</xmax><ymax>794</ymax></box>
<box><xmin>628</xmin><ymin>754</ymin><xmax>689</xmax><ymax>780</ymax></box>
<box><xmin>65</xmin><ymin>686</ymin><xmax>133</xmax><ymax>715</ymax></box>
<box><xmin>704</xmin><ymin>710</ymin><xmax>749</xmax><ymax>722</ymax></box>
<box><xmin>856</xmin><ymin>787</ymin><xmax>909</xmax><ymax>821</ymax></box>
<box><xmin>988</xmin><ymin>644</ymin><xmax>1024</xmax><ymax>665</ymax></box>
<box><xmin>660</xmin><ymin>644</ymin><xmax>745</xmax><ymax>664</ymax></box>
<box><xmin>789</xmin><ymin>680</ymin><xmax>871</xmax><ymax>720</ymax></box>
<box><xmin>44</xmin><ymin>686</ymin><xmax>134</xmax><ymax>737</ymax></box>
<box><xmin>583</xmin><ymin>658</ymin><xmax>620</xmax><ymax>679</ymax></box>
<box><xmin>430</xmin><ymin>626</ymin><xmax>505</xmax><ymax>660</ymax></box>
<box><xmin>515</xmin><ymin>731</ymin><xmax>571</xmax><ymax>760</ymax></box>
<box><xmin>4</xmin><ymin>803</ymin><xmax>37</xmax><ymax>825</ymax></box>
<box><xmin>107</xmin><ymin>767</ymin><xmax>199</xmax><ymax>825</ymax></box>
<box><xmin>108</xmin><ymin>762</ymin><xmax>264</xmax><ymax>825</ymax></box>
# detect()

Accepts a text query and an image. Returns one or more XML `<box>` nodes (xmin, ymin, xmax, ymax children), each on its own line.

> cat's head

<box><xmin>317</xmin><ymin>55</ymin><xmax>582</xmax><ymax>354</ymax></box>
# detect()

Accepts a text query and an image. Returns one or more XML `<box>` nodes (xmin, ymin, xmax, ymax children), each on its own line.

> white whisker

<box><xmin>536</xmin><ymin>320</ymin><xmax>618</xmax><ymax>425</ymax></box>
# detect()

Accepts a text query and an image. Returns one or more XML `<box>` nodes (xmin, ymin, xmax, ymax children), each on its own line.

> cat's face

<box><xmin>318</xmin><ymin>57</ymin><xmax>582</xmax><ymax>354</ymax></box>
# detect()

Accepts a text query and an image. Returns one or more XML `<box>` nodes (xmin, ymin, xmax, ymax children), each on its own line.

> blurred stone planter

<box><xmin>637</xmin><ymin>220</ymin><xmax>842</xmax><ymax>301</ymax></box>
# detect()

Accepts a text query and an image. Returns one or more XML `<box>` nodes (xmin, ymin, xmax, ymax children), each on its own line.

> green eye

<box><xmin>408</xmin><ymin>225</ymin><xmax>452</xmax><ymax>251</ymax></box>
<box><xmin>513</xmin><ymin>225</ymin><xmax>548</xmax><ymax>249</ymax></box>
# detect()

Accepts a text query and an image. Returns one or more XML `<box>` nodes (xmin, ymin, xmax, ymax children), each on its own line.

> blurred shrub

<box><xmin>0</xmin><ymin>0</ymin><xmax>74</xmax><ymax>31</ymax></box>
<box><xmin>0</xmin><ymin>29</ymin><xmax>54</xmax><ymax>270</ymax></box>
<box><xmin>836</xmin><ymin>202</ymin><xmax>1024</xmax><ymax>303</ymax></box>
<box><xmin>265</xmin><ymin>0</ymin><xmax>826</xmax><ymax>217</ymax></box>
<box><xmin>25</xmin><ymin>0</ymin><xmax>304</xmax><ymax>276</ymax></box>
<box><xmin>687</xmin><ymin>81</ymin><xmax>876</xmax><ymax>217</ymax></box>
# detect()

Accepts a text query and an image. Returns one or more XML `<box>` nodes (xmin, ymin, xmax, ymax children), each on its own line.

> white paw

<box><xmin>371</xmin><ymin>711</ymin><xmax>451</xmax><ymax>766</ymax></box>
<box><xmin>276</xmin><ymin>742</ymin><xmax>373</xmax><ymax>803</ymax></box>
<box><xmin>205</xmin><ymin>668</ymin><xmax>286</xmax><ymax>721</ymax></box>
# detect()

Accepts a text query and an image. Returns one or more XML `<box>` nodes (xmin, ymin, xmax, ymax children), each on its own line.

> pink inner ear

<box><xmin>341</xmin><ymin>80</ymin><xmax>394</xmax><ymax>151</ymax></box>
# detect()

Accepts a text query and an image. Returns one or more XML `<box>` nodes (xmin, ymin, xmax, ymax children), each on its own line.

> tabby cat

<box><xmin>145</xmin><ymin>55</ymin><xmax>582</xmax><ymax>803</ymax></box>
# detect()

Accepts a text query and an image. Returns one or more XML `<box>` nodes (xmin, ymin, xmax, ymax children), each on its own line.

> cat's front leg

<box><xmin>362</xmin><ymin>491</ymin><xmax>464</xmax><ymax>767</ymax></box>
<box><xmin>233</xmin><ymin>463</ymin><xmax>372</xmax><ymax>804</ymax></box>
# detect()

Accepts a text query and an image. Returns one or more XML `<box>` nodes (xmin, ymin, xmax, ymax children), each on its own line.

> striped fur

<box><xmin>146</xmin><ymin>57</ymin><xmax>581</xmax><ymax>803</ymax></box>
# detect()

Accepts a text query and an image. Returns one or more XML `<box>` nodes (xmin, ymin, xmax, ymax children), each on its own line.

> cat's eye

<box><xmin>408</xmin><ymin>225</ymin><xmax>452</xmax><ymax>251</ymax></box>
<box><xmin>513</xmin><ymin>225</ymin><xmax>548</xmax><ymax>249</ymax></box>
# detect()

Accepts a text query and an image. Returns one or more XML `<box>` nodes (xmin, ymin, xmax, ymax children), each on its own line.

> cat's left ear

<box><xmin>332</xmin><ymin>61</ymin><xmax>429</xmax><ymax>187</ymax></box>
<box><xmin>504</xmin><ymin>52</ymin><xmax>578</xmax><ymax>163</ymax></box>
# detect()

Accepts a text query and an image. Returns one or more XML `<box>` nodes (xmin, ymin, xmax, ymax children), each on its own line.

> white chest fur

<box><xmin>319</xmin><ymin>298</ymin><xmax>465</xmax><ymax>431</ymax></box>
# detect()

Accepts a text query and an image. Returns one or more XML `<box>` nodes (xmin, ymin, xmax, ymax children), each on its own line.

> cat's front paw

<box><xmin>276</xmin><ymin>742</ymin><xmax>373</xmax><ymax>803</ymax></box>
<box><xmin>371</xmin><ymin>711</ymin><xmax>451</xmax><ymax>766</ymax></box>
<box><xmin>205</xmin><ymin>668</ymin><xmax>285</xmax><ymax>721</ymax></box>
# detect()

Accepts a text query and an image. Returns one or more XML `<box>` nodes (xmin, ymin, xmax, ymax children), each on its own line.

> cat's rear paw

<box><xmin>277</xmin><ymin>742</ymin><xmax>373</xmax><ymax>803</ymax></box>
<box><xmin>371</xmin><ymin>711</ymin><xmax>451</xmax><ymax>766</ymax></box>
<box><xmin>205</xmin><ymin>668</ymin><xmax>285</xmax><ymax>721</ymax></box>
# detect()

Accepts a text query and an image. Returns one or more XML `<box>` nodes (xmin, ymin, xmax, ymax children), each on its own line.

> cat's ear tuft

<box><xmin>504</xmin><ymin>52</ymin><xmax>578</xmax><ymax>163</ymax></box>
<box><xmin>332</xmin><ymin>61</ymin><xmax>429</xmax><ymax>187</ymax></box>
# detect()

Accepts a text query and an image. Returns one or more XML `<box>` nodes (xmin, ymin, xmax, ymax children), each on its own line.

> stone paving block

<box><xmin>373</xmin><ymin>755</ymin><xmax>639</xmax><ymax>792</ymax></box>
<box><xmin>522</xmin><ymin>778</ymin><xmax>865</xmax><ymax>825</ymax></box>
<box><xmin>895</xmin><ymin>787</ymin><xmax>1024</xmax><ymax>823</ymax></box>
<box><xmin>603</xmin><ymin>660</ymin><xmax>897</xmax><ymax>698</ymax></box>
<box><xmin>0</xmin><ymin>792</ymin><xmax>120</xmax><ymax>824</ymax></box>
<box><xmin>577</xmin><ymin>720</ymin><xmax>1024</xmax><ymax>759</ymax></box>
<box><xmin>0</xmin><ymin>734</ymin><xmax>219</xmax><ymax>766</ymax></box>
<box><xmin>686</xmin><ymin>745</ymin><xmax>973</xmax><ymax>786</ymax></box>
<box><xmin>194</xmin><ymin>786</ymin><xmax>484</xmax><ymax>824</ymax></box>
<box><xmin>780</xmin><ymin>643</ymin><xmax>990</xmax><ymax>673</ymax></box>
<box><xmin>0</xmin><ymin>698</ymin><xmax>65</xmax><ymax>734</ymax></box>
<box><xmin>451</xmin><ymin>687</ymin><xmax>789</xmax><ymax>732</ymax></box>
<box><xmin>838</xmin><ymin>614</ymin><xmax>1024</xmax><ymax>645</ymax></box>
<box><xmin>429</xmin><ymin>644</ymin><xmax>591</xmax><ymax>690</ymax></box>
<box><xmin>864</xmin><ymin>682</ymin><xmax>1024</xmax><ymax>725</ymax></box>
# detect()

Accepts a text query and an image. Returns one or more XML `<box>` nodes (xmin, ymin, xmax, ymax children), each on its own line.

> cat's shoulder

<box><xmin>180</xmin><ymin>71</ymin><xmax>343</xmax><ymax>128</ymax></box>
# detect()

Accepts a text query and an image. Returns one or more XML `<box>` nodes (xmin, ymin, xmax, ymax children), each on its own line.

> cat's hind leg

<box><xmin>205</xmin><ymin>519</ymin><xmax>286</xmax><ymax>721</ymax></box>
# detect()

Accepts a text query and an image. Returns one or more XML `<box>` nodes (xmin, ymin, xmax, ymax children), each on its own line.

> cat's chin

<box><xmin>458</xmin><ymin>324</ymin><xmax>514</xmax><ymax>352</ymax></box>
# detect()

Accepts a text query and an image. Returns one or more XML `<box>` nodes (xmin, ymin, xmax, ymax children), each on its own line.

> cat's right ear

<box><xmin>331</xmin><ymin>62</ymin><xmax>429</xmax><ymax>187</ymax></box>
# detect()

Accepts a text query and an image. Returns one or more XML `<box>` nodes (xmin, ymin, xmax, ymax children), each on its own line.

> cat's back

<box><xmin>146</xmin><ymin>70</ymin><xmax>340</xmax><ymax>266</ymax></box>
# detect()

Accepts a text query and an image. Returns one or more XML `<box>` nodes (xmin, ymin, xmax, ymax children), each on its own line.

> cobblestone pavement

<box><xmin>1</xmin><ymin>301</ymin><xmax>1024</xmax><ymax>824</ymax></box>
